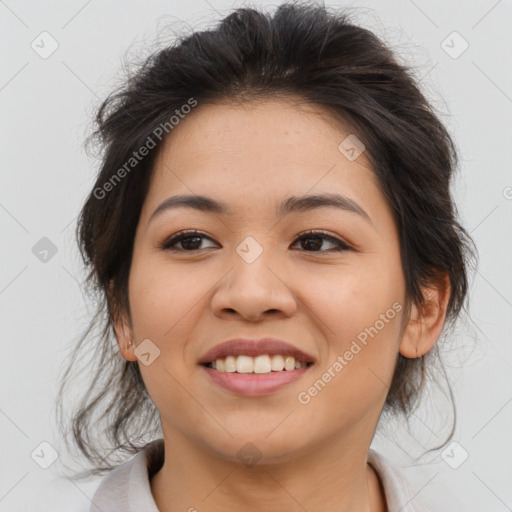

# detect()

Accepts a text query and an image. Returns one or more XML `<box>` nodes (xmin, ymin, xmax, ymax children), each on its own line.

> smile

<box><xmin>198</xmin><ymin>338</ymin><xmax>316</xmax><ymax>396</ymax></box>
<box><xmin>201</xmin><ymin>356</ymin><xmax>315</xmax><ymax>397</ymax></box>
<box><xmin>204</xmin><ymin>354</ymin><xmax>315</xmax><ymax>373</ymax></box>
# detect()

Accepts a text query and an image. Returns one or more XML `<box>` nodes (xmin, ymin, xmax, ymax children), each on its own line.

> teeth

<box><xmin>236</xmin><ymin>355</ymin><xmax>253</xmax><ymax>373</ymax></box>
<box><xmin>284</xmin><ymin>356</ymin><xmax>295</xmax><ymax>371</ymax></box>
<box><xmin>210</xmin><ymin>355</ymin><xmax>312</xmax><ymax>373</ymax></box>
<box><xmin>271</xmin><ymin>355</ymin><xmax>284</xmax><ymax>371</ymax></box>
<box><xmin>225</xmin><ymin>356</ymin><xmax>237</xmax><ymax>373</ymax></box>
<box><xmin>254</xmin><ymin>355</ymin><xmax>271</xmax><ymax>373</ymax></box>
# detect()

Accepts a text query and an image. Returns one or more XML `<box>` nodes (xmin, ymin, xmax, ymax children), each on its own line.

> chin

<box><xmin>198</xmin><ymin>425</ymin><xmax>312</xmax><ymax>466</ymax></box>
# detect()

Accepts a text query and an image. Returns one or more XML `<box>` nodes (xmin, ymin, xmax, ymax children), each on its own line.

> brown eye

<box><xmin>160</xmin><ymin>230</ymin><xmax>218</xmax><ymax>252</ymax></box>
<box><xmin>160</xmin><ymin>229</ymin><xmax>353</xmax><ymax>253</ymax></box>
<box><xmin>291</xmin><ymin>231</ymin><xmax>352</xmax><ymax>252</ymax></box>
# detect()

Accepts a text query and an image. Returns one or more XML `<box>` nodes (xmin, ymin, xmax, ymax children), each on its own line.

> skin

<box><xmin>114</xmin><ymin>97</ymin><xmax>450</xmax><ymax>512</ymax></box>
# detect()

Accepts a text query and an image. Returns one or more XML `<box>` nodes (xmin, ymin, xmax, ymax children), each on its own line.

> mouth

<box><xmin>202</xmin><ymin>355</ymin><xmax>315</xmax><ymax>373</ymax></box>
<box><xmin>198</xmin><ymin>338</ymin><xmax>316</xmax><ymax>396</ymax></box>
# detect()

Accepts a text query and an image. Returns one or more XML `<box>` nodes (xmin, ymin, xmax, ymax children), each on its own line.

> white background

<box><xmin>1</xmin><ymin>1</ymin><xmax>511</xmax><ymax>511</ymax></box>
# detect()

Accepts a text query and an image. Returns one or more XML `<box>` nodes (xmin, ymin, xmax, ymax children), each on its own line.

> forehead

<box><xmin>142</xmin><ymin>98</ymin><xmax>385</xmax><ymax>225</ymax></box>
<box><xmin>157</xmin><ymin>97</ymin><xmax>372</xmax><ymax>166</ymax></box>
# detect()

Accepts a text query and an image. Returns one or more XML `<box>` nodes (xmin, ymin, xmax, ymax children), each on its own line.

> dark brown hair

<box><xmin>55</xmin><ymin>0</ymin><xmax>477</xmax><ymax>478</ymax></box>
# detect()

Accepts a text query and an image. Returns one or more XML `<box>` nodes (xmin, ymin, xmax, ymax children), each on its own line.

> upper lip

<box><xmin>198</xmin><ymin>338</ymin><xmax>316</xmax><ymax>364</ymax></box>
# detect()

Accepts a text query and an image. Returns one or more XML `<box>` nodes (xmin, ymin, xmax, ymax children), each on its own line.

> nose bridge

<box><xmin>210</xmin><ymin>235</ymin><xmax>296</xmax><ymax>320</ymax></box>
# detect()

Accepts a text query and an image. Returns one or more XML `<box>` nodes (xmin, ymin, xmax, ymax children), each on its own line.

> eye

<box><xmin>159</xmin><ymin>230</ymin><xmax>218</xmax><ymax>252</ymax></box>
<box><xmin>290</xmin><ymin>230</ymin><xmax>353</xmax><ymax>252</ymax></box>
<box><xmin>160</xmin><ymin>229</ymin><xmax>352</xmax><ymax>253</ymax></box>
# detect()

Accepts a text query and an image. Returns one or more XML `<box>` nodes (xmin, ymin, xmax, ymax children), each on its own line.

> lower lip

<box><xmin>201</xmin><ymin>365</ymin><xmax>312</xmax><ymax>397</ymax></box>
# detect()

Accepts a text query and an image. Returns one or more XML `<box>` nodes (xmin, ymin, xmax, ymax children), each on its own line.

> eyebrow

<box><xmin>149</xmin><ymin>193</ymin><xmax>373</xmax><ymax>226</ymax></box>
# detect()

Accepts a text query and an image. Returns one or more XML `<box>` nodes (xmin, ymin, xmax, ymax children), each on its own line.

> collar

<box><xmin>90</xmin><ymin>439</ymin><xmax>428</xmax><ymax>512</ymax></box>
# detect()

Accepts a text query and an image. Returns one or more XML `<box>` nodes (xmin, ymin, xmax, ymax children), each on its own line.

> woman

<box><xmin>56</xmin><ymin>2</ymin><xmax>476</xmax><ymax>511</ymax></box>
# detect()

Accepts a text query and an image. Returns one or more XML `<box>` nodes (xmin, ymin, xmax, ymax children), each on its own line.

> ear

<box><xmin>109</xmin><ymin>280</ymin><xmax>138</xmax><ymax>362</ymax></box>
<box><xmin>399</xmin><ymin>274</ymin><xmax>451</xmax><ymax>358</ymax></box>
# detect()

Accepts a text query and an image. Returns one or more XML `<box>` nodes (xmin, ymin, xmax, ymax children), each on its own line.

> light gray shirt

<box><xmin>89</xmin><ymin>439</ymin><xmax>428</xmax><ymax>512</ymax></box>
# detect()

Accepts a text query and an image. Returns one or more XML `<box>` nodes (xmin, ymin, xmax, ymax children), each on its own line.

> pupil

<box><xmin>303</xmin><ymin>236</ymin><xmax>321</xmax><ymax>251</ymax></box>
<box><xmin>182</xmin><ymin>236</ymin><xmax>201</xmax><ymax>250</ymax></box>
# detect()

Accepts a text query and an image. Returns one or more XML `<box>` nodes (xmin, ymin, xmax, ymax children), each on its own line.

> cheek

<box><xmin>298</xmin><ymin>251</ymin><xmax>405</xmax><ymax>397</ymax></box>
<box><xmin>302</xmin><ymin>251</ymin><xmax>405</xmax><ymax>340</ymax></box>
<box><xmin>126</xmin><ymin>259</ymin><xmax>212</xmax><ymax>430</ymax></box>
<box><xmin>126</xmin><ymin>258</ymin><xmax>209</xmax><ymax>413</ymax></box>
<box><xmin>295</xmin><ymin>283</ymin><xmax>404</xmax><ymax>437</ymax></box>
<box><xmin>128</xmin><ymin>256</ymin><xmax>206</xmax><ymax>344</ymax></box>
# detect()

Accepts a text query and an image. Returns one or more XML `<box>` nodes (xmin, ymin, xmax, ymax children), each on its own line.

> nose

<box><xmin>210</xmin><ymin>252</ymin><xmax>298</xmax><ymax>322</ymax></box>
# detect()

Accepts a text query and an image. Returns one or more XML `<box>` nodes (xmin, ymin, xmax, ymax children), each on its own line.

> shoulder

<box><xmin>368</xmin><ymin>449</ymin><xmax>430</xmax><ymax>512</ymax></box>
<box><xmin>89</xmin><ymin>439</ymin><xmax>164</xmax><ymax>512</ymax></box>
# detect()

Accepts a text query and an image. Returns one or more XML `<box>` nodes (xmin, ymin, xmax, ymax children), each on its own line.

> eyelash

<box><xmin>159</xmin><ymin>229</ymin><xmax>353</xmax><ymax>253</ymax></box>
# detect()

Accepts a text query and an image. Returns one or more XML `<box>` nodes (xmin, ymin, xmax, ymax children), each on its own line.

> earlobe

<box><xmin>109</xmin><ymin>281</ymin><xmax>138</xmax><ymax>362</ymax></box>
<box><xmin>120</xmin><ymin>340</ymin><xmax>138</xmax><ymax>362</ymax></box>
<box><xmin>399</xmin><ymin>275</ymin><xmax>451</xmax><ymax>359</ymax></box>
<box><xmin>114</xmin><ymin>317</ymin><xmax>138</xmax><ymax>362</ymax></box>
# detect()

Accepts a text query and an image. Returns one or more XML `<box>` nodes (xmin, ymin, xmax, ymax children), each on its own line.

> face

<box><xmin>117</xmin><ymin>98</ymin><xmax>410</xmax><ymax>463</ymax></box>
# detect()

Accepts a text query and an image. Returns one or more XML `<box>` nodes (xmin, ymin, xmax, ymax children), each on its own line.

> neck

<box><xmin>150</xmin><ymin>429</ymin><xmax>387</xmax><ymax>512</ymax></box>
